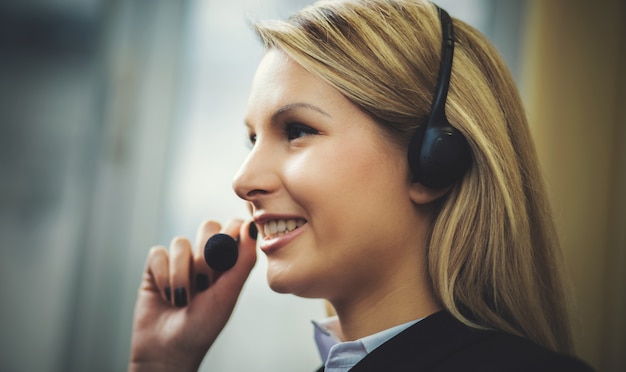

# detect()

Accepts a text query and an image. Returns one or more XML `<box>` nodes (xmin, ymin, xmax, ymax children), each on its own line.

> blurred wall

<box><xmin>522</xmin><ymin>0</ymin><xmax>626</xmax><ymax>371</ymax></box>
<box><xmin>0</xmin><ymin>0</ymin><xmax>106</xmax><ymax>371</ymax></box>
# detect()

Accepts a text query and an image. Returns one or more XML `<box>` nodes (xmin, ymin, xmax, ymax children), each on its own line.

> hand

<box><xmin>128</xmin><ymin>219</ymin><xmax>257</xmax><ymax>372</ymax></box>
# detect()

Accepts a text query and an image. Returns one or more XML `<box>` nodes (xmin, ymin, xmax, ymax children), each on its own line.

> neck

<box><xmin>329</xmin><ymin>265</ymin><xmax>441</xmax><ymax>342</ymax></box>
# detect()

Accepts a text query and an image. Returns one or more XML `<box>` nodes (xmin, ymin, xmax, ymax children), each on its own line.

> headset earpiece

<box><xmin>407</xmin><ymin>6</ymin><xmax>471</xmax><ymax>188</ymax></box>
<box><xmin>408</xmin><ymin>119</ymin><xmax>471</xmax><ymax>188</ymax></box>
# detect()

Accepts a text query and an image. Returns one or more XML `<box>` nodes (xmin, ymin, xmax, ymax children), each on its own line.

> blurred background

<box><xmin>0</xmin><ymin>0</ymin><xmax>623</xmax><ymax>371</ymax></box>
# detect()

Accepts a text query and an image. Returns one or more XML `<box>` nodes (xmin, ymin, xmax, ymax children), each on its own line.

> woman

<box><xmin>129</xmin><ymin>0</ymin><xmax>593</xmax><ymax>370</ymax></box>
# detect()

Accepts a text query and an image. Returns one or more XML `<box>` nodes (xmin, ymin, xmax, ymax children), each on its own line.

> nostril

<box><xmin>246</xmin><ymin>189</ymin><xmax>269</xmax><ymax>198</ymax></box>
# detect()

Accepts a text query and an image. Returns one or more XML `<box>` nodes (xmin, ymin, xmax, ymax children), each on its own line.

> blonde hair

<box><xmin>254</xmin><ymin>0</ymin><xmax>574</xmax><ymax>354</ymax></box>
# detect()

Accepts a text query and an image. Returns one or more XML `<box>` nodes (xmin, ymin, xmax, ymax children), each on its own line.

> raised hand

<box><xmin>128</xmin><ymin>219</ymin><xmax>257</xmax><ymax>372</ymax></box>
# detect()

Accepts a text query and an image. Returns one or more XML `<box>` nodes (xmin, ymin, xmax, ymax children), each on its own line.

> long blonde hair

<box><xmin>254</xmin><ymin>0</ymin><xmax>574</xmax><ymax>354</ymax></box>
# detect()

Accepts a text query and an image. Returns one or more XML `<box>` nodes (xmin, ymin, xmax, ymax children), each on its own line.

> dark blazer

<box><xmin>316</xmin><ymin>311</ymin><xmax>593</xmax><ymax>371</ymax></box>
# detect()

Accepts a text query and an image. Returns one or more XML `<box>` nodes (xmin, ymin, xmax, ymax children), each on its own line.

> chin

<box><xmin>266</xmin><ymin>269</ymin><xmax>325</xmax><ymax>299</ymax></box>
<box><xmin>266</xmin><ymin>271</ymin><xmax>301</xmax><ymax>295</ymax></box>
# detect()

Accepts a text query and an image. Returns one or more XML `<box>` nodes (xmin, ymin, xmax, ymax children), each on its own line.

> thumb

<box><xmin>189</xmin><ymin>220</ymin><xmax>257</xmax><ymax>320</ymax></box>
<box><xmin>211</xmin><ymin>220</ymin><xmax>258</xmax><ymax>305</ymax></box>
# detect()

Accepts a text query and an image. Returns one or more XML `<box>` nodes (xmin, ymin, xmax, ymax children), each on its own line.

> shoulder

<box><xmin>350</xmin><ymin>311</ymin><xmax>594</xmax><ymax>372</ymax></box>
<box><xmin>437</xmin><ymin>327</ymin><xmax>593</xmax><ymax>371</ymax></box>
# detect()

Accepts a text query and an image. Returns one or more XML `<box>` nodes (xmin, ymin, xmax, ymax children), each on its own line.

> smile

<box><xmin>263</xmin><ymin>218</ymin><xmax>307</xmax><ymax>239</ymax></box>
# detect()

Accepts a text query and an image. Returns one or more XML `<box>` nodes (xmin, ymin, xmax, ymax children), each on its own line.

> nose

<box><xmin>232</xmin><ymin>143</ymin><xmax>280</xmax><ymax>202</ymax></box>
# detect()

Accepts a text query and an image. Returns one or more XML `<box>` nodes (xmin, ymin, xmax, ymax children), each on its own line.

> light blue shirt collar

<box><xmin>312</xmin><ymin>317</ymin><xmax>423</xmax><ymax>372</ymax></box>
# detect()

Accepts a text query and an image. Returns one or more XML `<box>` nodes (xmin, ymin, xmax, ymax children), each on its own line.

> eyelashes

<box><xmin>283</xmin><ymin>122</ymin><xmax>319</xmax><ymax>141</ymax></box>
<box><xmin>246</xmin><ymin>122</ymin><xmax>319</xmax><ymax>148</ymax></box>
<box><xmin>247</xmin><ymin>133</ymin><xmax>256</xmax><ymax>148</ymax></box>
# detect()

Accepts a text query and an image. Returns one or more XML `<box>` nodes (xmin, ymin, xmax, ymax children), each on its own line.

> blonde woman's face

<box><xmin>233</xmin><ymin>49</ymin><xmax>425</xmax><ymax>303</ymax></box>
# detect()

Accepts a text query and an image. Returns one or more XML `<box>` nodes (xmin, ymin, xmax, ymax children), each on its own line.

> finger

<box><xmin>209</xmin><ymin>219</ymin><xmax>244</xmax><ymax>282</ymax></box>
<box><xmin>192</xmin><ymin>220</ymin><xmax>222</xmax><ymax>293</ymax></box>
<box><xmin>169</xmin><ymin>237</ymin><xmax>193</xmax><ymax>307</ymax></box>
<box><xmin>221</xmin><ymin>218</ymin><xmax>243</xmax><ymax>238</ymax></box>
<box><xmin>145</xmin><ymin>245</ymin><xmax>171</xmax><ymax>302</ymax></box>
<box><xmin>236</xmin><ymin>219</ymin><xmax>258</xmax><ymax>274</ymax></box>
<box><xmin>189</xmin><ymin>219</ymin><xmax>257</xmax><ymax>318</ymax></box>
<box><xmin>212</xmin><ymin>219</ymin><xmax>257</xmax><ymax>298</ymax></box>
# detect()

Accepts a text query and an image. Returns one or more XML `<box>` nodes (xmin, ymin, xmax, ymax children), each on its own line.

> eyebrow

<box><xmin>271</xmin><ymin>102</ymin><xmax>331</xmax><ymax>122</ymax></box>
<box><xmin>244</xmin><ymin>102</ymin><xmax>331</xmax><ymax>130</ymax></box>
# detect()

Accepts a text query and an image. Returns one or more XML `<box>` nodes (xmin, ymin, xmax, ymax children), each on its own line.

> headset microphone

<box><xmin>204</xmin><ymin>233</ymin><xmax>239</xmax><ymax>271</ymax></box>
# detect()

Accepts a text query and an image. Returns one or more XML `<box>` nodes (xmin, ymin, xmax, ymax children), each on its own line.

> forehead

<box><xmin>245</xmin><ymin>49</ymin><xmax>349</xmax><ymax>122</ymax></box>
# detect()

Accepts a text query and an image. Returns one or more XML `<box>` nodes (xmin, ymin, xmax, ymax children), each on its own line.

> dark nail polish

<box><xmin>165</xmin><ymin>286</ymin><xmax>171</xmax><ymax>302</ymax></box>
<box><xmin>174</xmin><ymin>287</ymin><xmax>187</xmax><ymax>307</ymax></box>
<box><xmin>196</xmin><ymin>274</ymin><xmax>210</xmax><ymax>291</ymax></box>
<box><xmin>248</xmin><ymin>222</ymin><xmax>258</xmax><ymax>240</ymax></box>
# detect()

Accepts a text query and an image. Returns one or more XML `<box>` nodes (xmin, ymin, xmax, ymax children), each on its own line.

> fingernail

<box><xmin>174</xmin><ymin>287</ymin><xmax>187</xmax><ymax>307</ymax></box>
<box><xmin>165</xmin><ymin>286</ymin><xmax>171</xmax><ymax>302</ymax></box>
<box><xmin>248</xmin><ymin>222</ymin><xmax>258</xmax><ymax>240</ymax></box>
<box><xmin>196</xmin><ymin>274</ymin><xmax>210</xmax><ymax>291</ymax></box>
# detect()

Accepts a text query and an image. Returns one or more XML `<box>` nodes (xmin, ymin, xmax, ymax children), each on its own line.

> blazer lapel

<box><xmin>349</xmin><ymin>311</ymin><xmax>490</xmax><ymax>371</ymax></box>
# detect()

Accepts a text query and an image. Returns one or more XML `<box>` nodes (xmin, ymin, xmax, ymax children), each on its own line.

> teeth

<box><xmin>263</xmin><ymin>218</ymin><xmax>306</xmax><ymax>239</ymax></box>
<box><xmin>276</xmin><ymin>220</ymin><xmax>286</xmax><ymax>232</ymax></box>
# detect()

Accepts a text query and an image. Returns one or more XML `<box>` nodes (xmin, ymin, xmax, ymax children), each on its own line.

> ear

<box><xmin>409</xmin><ymin>182</ymin><xmax>452</xmax><ymax>205</ymax></box>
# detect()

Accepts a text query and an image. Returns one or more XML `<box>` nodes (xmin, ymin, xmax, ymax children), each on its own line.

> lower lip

<box><xmin>259</xmin><ymin>224</ymin><xmax>307</xmax><ymax>254</ymax></box>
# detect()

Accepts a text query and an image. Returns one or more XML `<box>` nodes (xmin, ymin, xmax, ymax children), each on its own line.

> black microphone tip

<box><xmin>204</xmin><ymin>233</ymin><xmax>238</xmax><ymax>271</ymax></box>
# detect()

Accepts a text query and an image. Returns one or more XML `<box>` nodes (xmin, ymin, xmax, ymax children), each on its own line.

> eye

<box><xmin>284</xmin><ymin>122</ymin><xmax>319</xmax><ymax>141</ymax></box>
<box><xmin>247</xmin><ymin>133</ymin><xmax>257</xmax><ymax>148</ymax></box>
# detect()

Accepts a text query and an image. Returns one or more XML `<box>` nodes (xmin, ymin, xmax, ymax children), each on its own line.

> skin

<box><xmin>129</xmin><ymin>220</ymin><xmax>257</xmax><ymax>372</ymax></box>
<box><xmin>129</xmin><ymin>48</ymin><xmax>444</xmax><ymax>371</ymax></box>
<box><xmin>233</xmin><ymin>49</ymin><xmax>443</xmax><ymax>340</ymax></box>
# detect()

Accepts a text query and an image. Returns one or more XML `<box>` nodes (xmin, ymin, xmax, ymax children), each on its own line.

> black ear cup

<box><xmin>408</xmin><ymin>6</ymin><xmax>471</xmax><ymax>188</ymax></box>
<box><xmin>408</xmin><ymin>119</ymin><xmax>471</xmax><ymax>188</ymax></box>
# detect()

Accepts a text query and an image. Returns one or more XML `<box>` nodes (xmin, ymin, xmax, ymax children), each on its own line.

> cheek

<box><xmin>284</xmin><ymin>144</ymin><xmax>375</xmax><ymax>207</ymax></box>
<box><xmin>272</xmin><ymin>141</ymin><xmax>415</xmax><ymax>297</ymax></box>
<box><xmin>284</xmin><ymin>141</ymin><xmax>406</xmax><ymax>239</ymax></box>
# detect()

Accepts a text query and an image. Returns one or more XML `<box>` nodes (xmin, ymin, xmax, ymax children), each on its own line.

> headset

<box><xmin>407</xmin><ymin>6</ymin><xmax>471</xmax><ymax>188</ymax></box>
